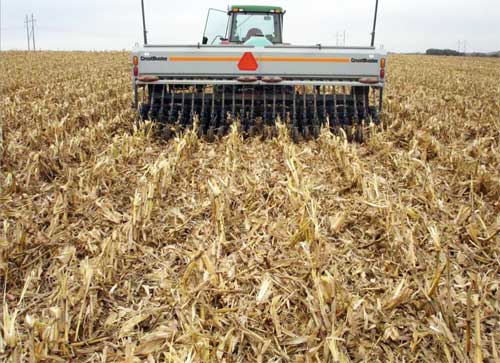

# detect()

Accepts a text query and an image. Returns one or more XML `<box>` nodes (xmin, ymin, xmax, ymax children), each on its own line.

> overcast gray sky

<box><xmin>1</xmin><ymin>0</ymin><xmax>499</xmax><ymax>52</ymax></box>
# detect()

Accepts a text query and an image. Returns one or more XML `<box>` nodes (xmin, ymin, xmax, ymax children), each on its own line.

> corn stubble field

<box><xmin>0</xmin><ymin>52</ymin><xmax>499</xmax><ymax>363</ymax></box>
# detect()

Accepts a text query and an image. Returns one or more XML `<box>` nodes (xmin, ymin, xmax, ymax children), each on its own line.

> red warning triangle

<box><xmin>238</xmin><ymin>52</ymin><xmax>258</xmax><ymax>71</ymax></box>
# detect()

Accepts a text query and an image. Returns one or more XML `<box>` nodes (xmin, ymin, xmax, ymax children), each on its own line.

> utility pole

<box><xmin>25</xmin><ymin>15</ymin><xmax>31</xmax><ymax>51</ymax></box>
<box><xmin>335</xmin><ymin>31</ymin><xmax>346</xmax><ymax>46</ymax></box>
<box><xmin>24</xmin><ymin>14</ymin><xmax>37</xmax><ymax>51</ymax></box>
<box><xmin>31</xmin><ymin>14</ymin><xmax>36</xmax><ymax>51</ymax></box>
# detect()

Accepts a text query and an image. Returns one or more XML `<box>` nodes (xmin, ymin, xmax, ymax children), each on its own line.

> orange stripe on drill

<box><xmin>260</xmin><ymin>57</ymin><xmax>350</xmax><ymax>63</ymax></box>
<box><xmin>170</xmin><ymin>56</ymin><xmax>240</xmax><ymax>62</ymax></box>
<box><xmin>169</xmin><ymin>56</ymin><xmax>350</xmax><ymax>63</ymax></box>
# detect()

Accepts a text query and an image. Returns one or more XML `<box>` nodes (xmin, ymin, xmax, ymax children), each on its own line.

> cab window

<box><xmin>230</xmin><ymin>13</ymin><xmax>282</xmax><ymax>43</ymax></box>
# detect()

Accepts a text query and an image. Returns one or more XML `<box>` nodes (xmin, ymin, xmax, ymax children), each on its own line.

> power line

<box><xmin>457</xmin><ymin>40</ymin><xmax>467</xmax><ymax>55</ymax></box>
<box><xmin>31</xmin><ymin>14</ymin><xmax>36</xmax><ymax>51</ymax></box>
<box><xmin>25</xmin><ymin>15</ymin><xmax>30</xmax><ymax>51</ymax></box>
<box><xmin>24</xmin><ymin>13</ymin><xmax>36</xmax><ymax>51</ymax></box>
<box><xmin>335</xmin><ymin>31</ymin><xmax>347</xmax><ymax>46</ymax></box>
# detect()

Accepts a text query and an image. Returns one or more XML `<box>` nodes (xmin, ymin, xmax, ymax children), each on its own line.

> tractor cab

<box><xmin>202</xmin><ymin>5</ymin><xmax>284</xmax><ymax>46</ymax></box>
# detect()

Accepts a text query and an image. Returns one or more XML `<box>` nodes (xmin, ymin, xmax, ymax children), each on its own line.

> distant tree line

<box><xmin>468</xmin><ymin>51</ymin><xmax>500</xmax><ymax>58</ymax></box>
<box><xmin>426</xmin><ymin>49</ymin><xmax>500</xmax><ymax>57</ymax></box>
<box><xmin>426</xmin><ymin>49</ymin><xmax>462</xmax><ymax>56</ymax></box>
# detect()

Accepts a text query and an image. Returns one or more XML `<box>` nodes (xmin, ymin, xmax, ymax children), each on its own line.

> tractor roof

<box><xmin>230</xmin><ymin>5</ymin><xmax>283</xmax><ymax>13</ymax></box>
